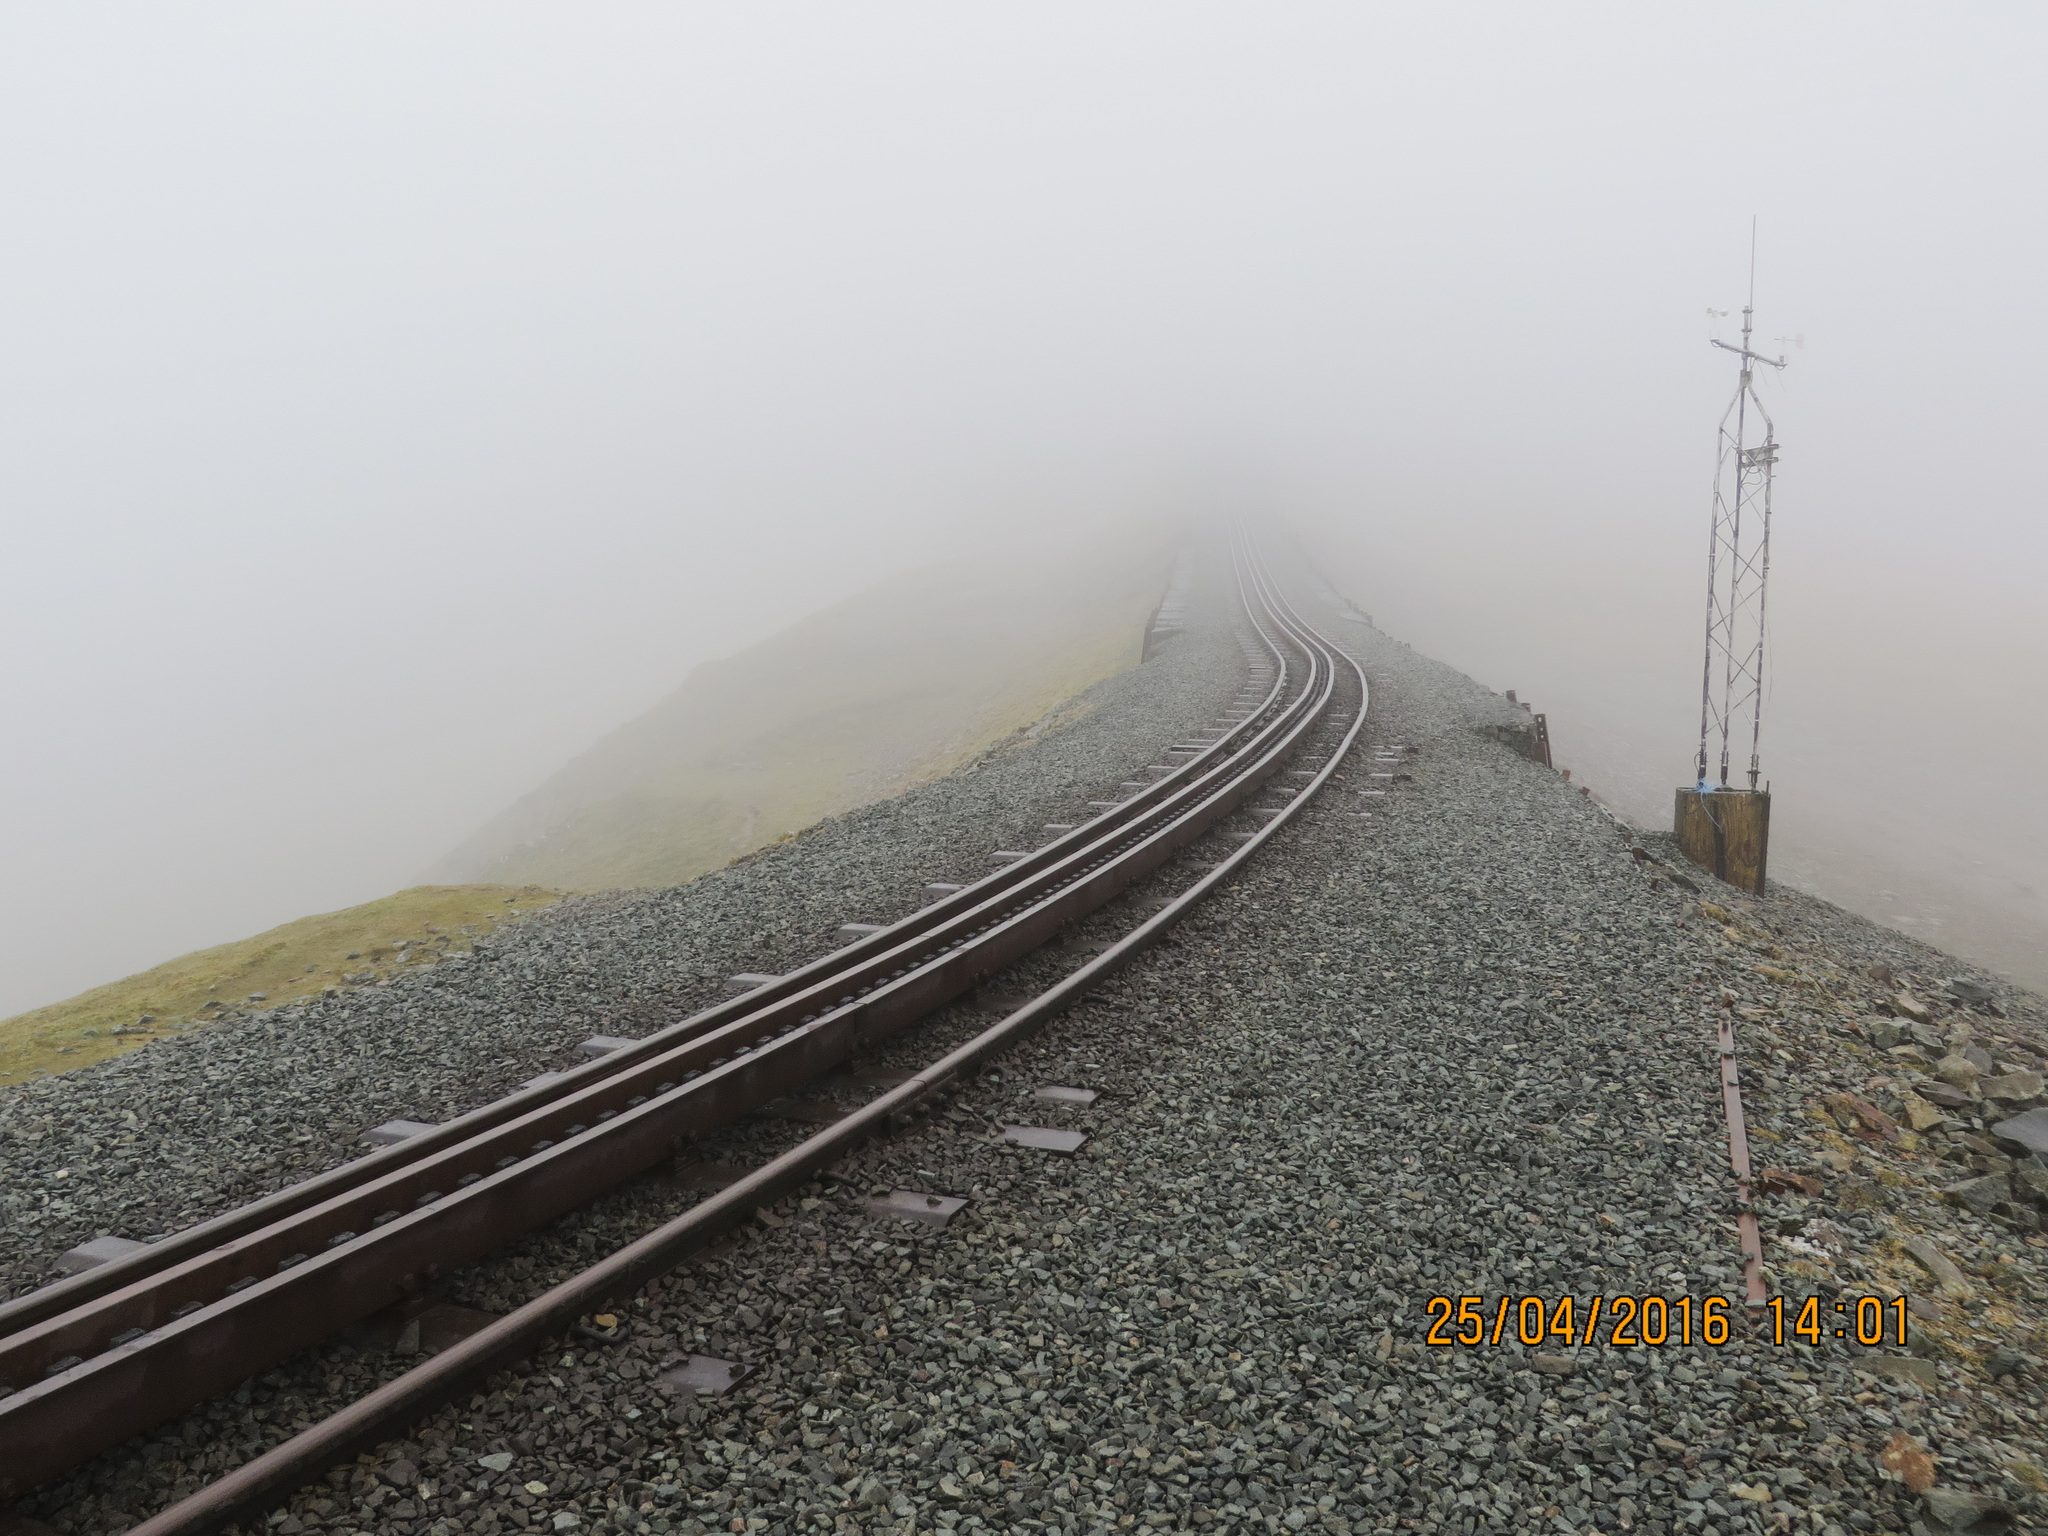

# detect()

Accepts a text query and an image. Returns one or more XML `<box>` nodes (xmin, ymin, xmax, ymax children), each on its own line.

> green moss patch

<box><xmin>0</xmin><ymin>884</ymin><xmax>564</xmax><ymax>1087</ymax></box>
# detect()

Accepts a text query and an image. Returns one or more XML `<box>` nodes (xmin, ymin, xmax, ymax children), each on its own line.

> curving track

<box><xmin>0</xmin><ymin>531</ymin><xmax>1368</xmax><ymax>1532</ymax></box>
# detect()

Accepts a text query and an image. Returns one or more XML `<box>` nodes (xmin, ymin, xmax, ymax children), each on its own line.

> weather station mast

<box><xmin>1674</xmin><ymin>231</ymin><xmax>1788</xmax><ymax>894</ymax></box>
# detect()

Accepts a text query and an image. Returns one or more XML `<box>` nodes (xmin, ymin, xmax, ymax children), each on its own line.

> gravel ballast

<box><xmin>0</xmin><ymin>559</ymin><xmax>1247</xmax><ymax>1301</ymax></box>
<box><xmin>7</xmin><ymin>538</ymin><xmax>2047</xmax><ymax>1536</ymax></box>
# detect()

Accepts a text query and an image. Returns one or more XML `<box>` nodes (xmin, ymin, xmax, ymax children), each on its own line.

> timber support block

<box><xmin>1673</xmin><ymin>788</ymin><xmax>1771</xmax><ymax>894</ymax></box>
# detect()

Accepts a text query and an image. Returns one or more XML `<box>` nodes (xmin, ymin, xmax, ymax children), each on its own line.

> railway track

<box><xmin>0</xmin><ymin>531</ymin><xmax>1369</xmax><ymax>1534</ymax></box>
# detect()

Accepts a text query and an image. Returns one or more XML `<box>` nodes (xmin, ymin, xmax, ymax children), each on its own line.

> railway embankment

<box><xmin>5</xmin><ymin>547</ymin><xmax>2045</xmax><ymax>1536</ymax></box>
<box><xmin>0</xmin><ymin>530</ymin><xmax>1174</xmax><ymax>1094</ymax></box>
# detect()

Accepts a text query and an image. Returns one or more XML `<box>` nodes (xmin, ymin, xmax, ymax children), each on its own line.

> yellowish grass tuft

<box><xmin>0</xmin><ymin>885</ymin><xmax>564</xmax><ymax>1087</ymax></box>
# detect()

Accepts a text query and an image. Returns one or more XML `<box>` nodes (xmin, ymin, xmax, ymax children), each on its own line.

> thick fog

<box><xmin>2</xmin><ymin>4</ymin><xmax>2042</xmax><ymax>1018</ymax></box>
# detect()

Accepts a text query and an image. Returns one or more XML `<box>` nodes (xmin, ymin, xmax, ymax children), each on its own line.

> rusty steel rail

<box><xmin>1</xmin><ymin>532</ymin><xmax>1365</xmax><ymax>1512</ymax></box>
<box><xmin>124</xmin><ymin>546</ymin><xmax>1372</xmax><ymax>1536</ymax></box>
<box><xmin>0</xmin><ymin>569</ymin><xmax>1295</xmax><ymax>1346</ymax></box>
<box><xmin>0</xmin><ymin>669</ymin><xmax>1286</xmax><ymax>1343</ymax></box>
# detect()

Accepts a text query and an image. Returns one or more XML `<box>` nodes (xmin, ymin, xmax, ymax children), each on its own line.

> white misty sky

<box><xmin>1</xmin><ymin>4</ymin><xmax>2043</xmax><ymax>1016</ymax></box>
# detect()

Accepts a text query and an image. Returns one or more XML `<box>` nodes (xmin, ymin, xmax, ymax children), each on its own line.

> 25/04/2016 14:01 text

<box><xmin>1423</xmin><ymin>1295</ymin><xmax>1911</xmax><ymax>1348</ymax></box>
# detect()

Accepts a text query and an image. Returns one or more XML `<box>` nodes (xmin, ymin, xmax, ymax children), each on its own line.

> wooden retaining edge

<box><xmin>1716</xmin><ymin>997</ymin><xmax>1769</xmax><ymax>1306</ymax></box>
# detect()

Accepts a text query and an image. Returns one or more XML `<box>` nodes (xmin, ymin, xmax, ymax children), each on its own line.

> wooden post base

<box><xmin>1673</xmin><ymin>788</ymin><xmax>1771</xmax><ymax>894</ymax></box>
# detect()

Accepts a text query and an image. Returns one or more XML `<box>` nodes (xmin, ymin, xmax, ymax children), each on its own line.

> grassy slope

<box><xmin>434</xmin><ymin>528</ymin><xmax>1172</xmax><ymax>891</ymax></box>
<box><xmin>0</xmin><ymin>885</ymin><xmax>563</xmax><ymax>1086</ymax></box>
<box><xmin>4</xmin><ymin>529</ymin><xmax>1171</xmax><ymax>1088</ymax></box>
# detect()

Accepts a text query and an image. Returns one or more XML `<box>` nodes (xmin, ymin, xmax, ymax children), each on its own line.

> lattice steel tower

<box><xmin>1694</xmin><ymin>250</ymin><xmax>1787</xmax><ymax>792</ymax></box>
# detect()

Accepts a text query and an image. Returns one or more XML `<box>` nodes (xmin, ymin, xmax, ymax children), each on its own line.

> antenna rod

<box><xmin>1748</xmin><ymin>215</ymin><xmax>1757</xmax><ymax>310</ymax></box>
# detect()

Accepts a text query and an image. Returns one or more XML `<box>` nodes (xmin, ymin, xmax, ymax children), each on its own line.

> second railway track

<box><xmin>1</xmin><ymin>532</ymin><xmax>1369</xmax><ymax>1532</ymax></box>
